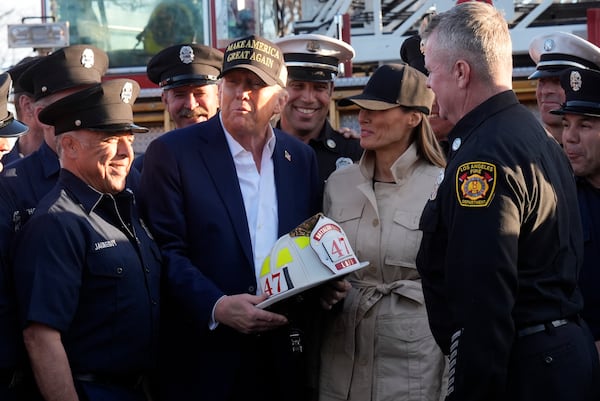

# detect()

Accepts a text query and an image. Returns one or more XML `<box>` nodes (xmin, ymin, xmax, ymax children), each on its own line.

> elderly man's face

<box><xmin>219</xmin><ymin>69</ymin><xmax>287</xmax><ymax>137</ymax></box>
<box><xmin>67</xmin><ymin>130</ymin><xmax>134</xmax><ymax>194</ymax></box>
<box><xmin>162</xmin><ymin>83</ymin><xmax>220</xmax><ymax>129</ymax></box>
<box><xmin>562</xmin><ymin>113</ymin><xmax>600</xmax><ymax>187</ymax></box>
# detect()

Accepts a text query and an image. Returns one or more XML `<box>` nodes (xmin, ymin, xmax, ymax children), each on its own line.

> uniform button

<box><xmin>372</xmin><ymin>219</ymin><xmax>379</xmax><ymax>227</ymax></box>
<box><xmin>152</xmin><ymin>299</ymin><xmax>158</xmax><ymax>305</ymax></box>
<box><xmin>544</xmin><ymin>356</ymin><xmax>553</xmax><ymax>364</ymax></box>
<box><xmin>248</xmin><ymin>285</ymin><xmax>256</xmax><ymax>293</ymax></box>
<box><xmin>116</xmin><ymin>267</ymin><xmax>123</xmax><ymax>274</ymax></box>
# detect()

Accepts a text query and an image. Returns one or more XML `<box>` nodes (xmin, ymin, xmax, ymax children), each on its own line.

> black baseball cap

<box><xmin>339</xmin><ymin>64</ymin><xmax>434</xmax><ymax>115</ymax></box>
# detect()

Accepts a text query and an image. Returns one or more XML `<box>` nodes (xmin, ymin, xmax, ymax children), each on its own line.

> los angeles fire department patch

<box><xmin>455</xmin><ymin>161</ymin><xmax>496</xmax><ymax>207</ymax></box>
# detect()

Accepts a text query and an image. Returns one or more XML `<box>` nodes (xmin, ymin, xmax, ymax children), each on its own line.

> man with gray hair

<box><xmin>416</xmin><ymin>2</ymin><xmax>600</xmax><ymax>400</ymax></box>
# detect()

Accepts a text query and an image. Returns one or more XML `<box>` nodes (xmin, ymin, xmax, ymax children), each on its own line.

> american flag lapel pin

<box><xmin>284</xmin><ymin>150</ymin><xmax>291</xmax><ymax>162</ymax></box>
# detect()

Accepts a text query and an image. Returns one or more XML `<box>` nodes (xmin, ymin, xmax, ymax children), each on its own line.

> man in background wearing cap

<box><xmin>528</xmin><ymin>31</ymin><xmax>600</xmax><ymax>144</ymax></box>
<box><xmin>12</xmin><ymin>79</ymin><xmax>161</xmax><ymax>401</ymax></box>
<box><xmin>1</xmin><ymin>57</ymin><xmax>43</xmax><ymax>166</ymax></box>
<box><xmin>0</xmin><ymin>45</ymin><xmax>110</xmax><ymax>231</ymax></box>
<box><xmin>146</xmin><ymin>43</ymin><xmax>223</xmax><ymax>129</ymax></box>
<box><xmin>133</xmin><ymin>43</ymin><xmax>223</xmax><ymax>172</ymax></box>
<box><xmin>0</xmin><ymin>72</ymin><xmax>29</xmax><ymax>401</ymax></box>
<box><xmin>417</xmin><ymin>3</ymin><xmax>599</xmax><ymax>400</ymax></box>
<box><xmin>138</xmin><ymin>35</ymin><xmax>322</xmax><ymax>401</ymax></box>
<box><xmin>275</xmin><ymin>34</ymin><xmax>363</xmax><ymax>187</ymax></box>
<box><xmin>552</xmin><ymin>67</ymin><xmax>600</xmax><ymax>362</ymax></box>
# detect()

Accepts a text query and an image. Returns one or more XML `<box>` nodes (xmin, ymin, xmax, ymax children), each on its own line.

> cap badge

<box><xmin>179</xmin><ymin>45</ymin><xmax>195</xmax><ymax>64</ymax></box>
<box><xmin>569</xmin><ymin>70</ymin><xmax>582</xmax><ymax>92</ymax></box>
<box><xmin>80</xmin><ymin>48</ymin><xmax>95</xmax><ymax>69</ymax></box>
<box><xmin>543</xmin><ymin>39</ymin><xmax>555</xmax><ymax>52</ymax></box>
<box><xmin>120</xmin><ymin>82</ymin><xmax>134</xmax><ymax>104</ymax></box>
<box><xmin>306</xmin><ymin>40</ymin><xmax>321</xmax><ymax>53</ymax></box>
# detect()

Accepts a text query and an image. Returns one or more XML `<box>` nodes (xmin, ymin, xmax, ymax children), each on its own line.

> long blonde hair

<box><xmin>411</xmin><ymin>111</ymin><xmax>446</xmax><ymax>168</ymax></box>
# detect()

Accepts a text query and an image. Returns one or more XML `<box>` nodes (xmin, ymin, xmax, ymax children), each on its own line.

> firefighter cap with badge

<box><xmin>257</xmin><ymin>213</ymin><xmax>369</xmax><ymax>309</ymax></box>
<box><xmin>19</xmin><ymin>45</ymin><xmax>109</xmax><ymax>101</ymax></box>
<box><xmin>528</xmin><ymin>31</ymin><xmax>600</xmax><ymax>80</ymax></box>
<box><xmin>274</xmin><ymin>33</ymin><xmax>355</xmax><ymax>82</ymax></box>
<box><xmin>38</xmin><ymin>79</ymin><xmax>148</xmax><ymax>135</ymax></box>
<box><xmin>0</xmin><ymin>73</ymin><xmax>28</xmax><ymax>138</ymax></box>
<box><xmin>551</xmin><ymin>68</ymin><xmax>600</xmax><ymax>118</ymax></box>
<box><xmin>146</xmin><ymin>44</ymin><xmax>224</xmax><ymax>90</ymax></box>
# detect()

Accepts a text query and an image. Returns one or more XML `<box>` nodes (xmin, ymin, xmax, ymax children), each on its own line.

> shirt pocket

<box><xmin>385</xmin><ymin>210</ymin><xmax>422</xmax><ymax>269</ymax></box>
<box><xmin>327</xmin><ymin>203</ymin><xmax>364</xmax><ymax>244</ymax></box>
<box><xmin>82</xmin><ymin>248</ymin><xmax>127</xmax><ymax>308</ymax></box>
<box><xmin>375</xmin><ymin>313</ymin><xmax>445</xmax><ymax>401</ymax></box>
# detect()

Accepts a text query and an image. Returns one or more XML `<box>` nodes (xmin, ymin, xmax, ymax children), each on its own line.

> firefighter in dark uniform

<box><xmin>12</xmin><ymin>79</ymin><xmax>161</xmax><ymax>401</ymax></box>
<box><xmin>0</xmin><ymin>45</ymin><xmax>109</xmax><ymax>232</ymax></box>
<box><xmin>275</xmin><ymin>34</ymin><xmax>363</xmax><ymax>187</ymax></box>
<box><xmin>528</xmin><ymin>32</ymin><xmax>600</xmax><ymax>145</ymax></box>
<box><xmin>0</xmin><ymin>72</ymin><xmax>29</xmax><ymax>401</ymax></box>
<box><xmin>132</xmin><ymin>43</ymin><xmax>223</xmax><ymax>172</ymax></box>
<box><xmin>551</xmin><ymin>67</ymin><xmax>600</xmax><ymax>360</ymax></box>
<box><xmin>1</xmin><ymin>56</ymin><xmax>43</xmax><ymax>166</ymax></box>
<box><xmin>416</xmin><ymin>3</ymin><xmax>600</xmax><ymax>401</ymax></box>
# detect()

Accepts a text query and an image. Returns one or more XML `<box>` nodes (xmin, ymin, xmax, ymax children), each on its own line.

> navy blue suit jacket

<box><xmin>138</xmin><ymin>114</ymin><xmax>320</xmax><ymax>401</ymax></box>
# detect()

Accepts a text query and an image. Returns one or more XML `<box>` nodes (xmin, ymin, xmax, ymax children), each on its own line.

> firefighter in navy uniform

<box><xmin>0</xmin><ymin>73</ymin><xmax>28</xmax><ymax>401</ymax></box>
<box><xmin>416</xmin><ymin>3</ymin><xmax>600</xmax><ymax>401</ymax></box>
<box><xmin>275</xmin><ymin>34</ymin><xmax>363</xmax><ymax>187</ymax></box>
<box><xmin>551</xmin><ymin>67</ymin><xmax>600</xmax><ymax>360</ymax></box>
<box><xmin>12</xmin><ymin>79</ymin><xmax>161</xmax><ymax>401</ymax></box>
<box><xmin>0</xmin><ymin>45</ymin><xmax>110</xmax><ymax>232</ymax></box>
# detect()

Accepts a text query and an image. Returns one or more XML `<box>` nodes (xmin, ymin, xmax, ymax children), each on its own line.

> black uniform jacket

<box><xmin>416</xmin><ymin>90</ymin><xmax>583</xmax><ymax>400</ymax></box>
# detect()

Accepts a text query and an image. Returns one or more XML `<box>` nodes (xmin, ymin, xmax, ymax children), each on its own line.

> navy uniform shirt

<box><xmin>1</xmin><ymin>141</ymin><xmax>60</xmax><ymax>231</ymax></box>
<box><xmin>576</xmin><ymin>177</ymin><xmax>600</xmax><ymax>340</ymax></box>
<box><xmin>416</xmin><ymin>91</ymin><xmax>583</xmax><ymax>400</ymax></box>
<box><xmin>277</xmin><ymin>119</ymin><xmax>363</xmax><ymax>187</ymax></box>
<box><xmin>309</xmin><ymin>120</ymin><xmax>363</xmax><ymax>185</ymax></box>
<box><xmin>0</xmin><ymin>141</ymin><xmax>22</xmax><ymax>167</ymax></box>
<box><xmin>12</xmin><ymin>169</ymin><xmax>161</xmax><ymax>375</ymax></box>
<box><xmin>0</xmin><ymin>179</ymin><xmax>20</xmax><ymax>371</ymax></box>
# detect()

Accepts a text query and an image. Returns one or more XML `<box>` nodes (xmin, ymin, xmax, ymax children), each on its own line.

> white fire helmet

<box><xmin>257</xmin><ymin>213</ymin><xmax>369</xmax><ymax>309</ymax></box>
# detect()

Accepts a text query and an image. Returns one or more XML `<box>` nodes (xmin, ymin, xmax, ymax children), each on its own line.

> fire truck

<box><xmin>7</xmin><ymin>0</ymin><xmax>597</xmax><ymax>149</ymax></box>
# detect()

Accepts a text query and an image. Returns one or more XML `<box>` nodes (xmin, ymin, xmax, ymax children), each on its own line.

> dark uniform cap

<box><xmin>338</xmin><ymin>63</ymin><xmax>434</xmax><ymax>115</ymax></box>
<box><xmin>6</xmin><ymin>56</ymin><xmax>43</xmax><ymax>94</ymax></box>
<box><xmin>528</xmin><ymin>32</ymin><xmax>600</xmax><ymax>79</ymax></box>
<box><xmin>19</xmin><ymin>45</ymin><xmax>109</xmax><ymax>100</ymax></box>
<box><xmin>38</xmin><ymin>79</ymin><xmax>149</xmax><ymax>135</ymax></box>
<box><xmin>0</xmin><ymin>73</ymin><xmax>28</xmax><ymax>137</ymax></box>
<box><xmin>551</xmin><ymin>68</ymin><xmax>600</xmax><ymax>118</ymax></box>
<box><xmin>147</xmin><ymin>44</ymin><xmax>224</xmax><ymax>90</ymax></box>
<box><xmin>275</xmin><ymin>34</ymin><xmax>355</xmax><ymax>82</ymax></box>
<box><xmin>220</xmin><ymin>35</ymin><xmax>287</xmax><ymax>87</ymax></box>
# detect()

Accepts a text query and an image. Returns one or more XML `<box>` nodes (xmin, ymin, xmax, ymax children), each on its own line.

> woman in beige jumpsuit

<box><xmin>319</xmin><ymin>64</ymin><xmax>447</xmax><ymax>401</ymax></box>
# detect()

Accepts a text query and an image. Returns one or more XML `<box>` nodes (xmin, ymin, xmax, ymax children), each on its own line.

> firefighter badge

<box><xmin>456</xmin><ymin>161</ymin><xmax>496</xmax><ymax>207</ymax></box>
